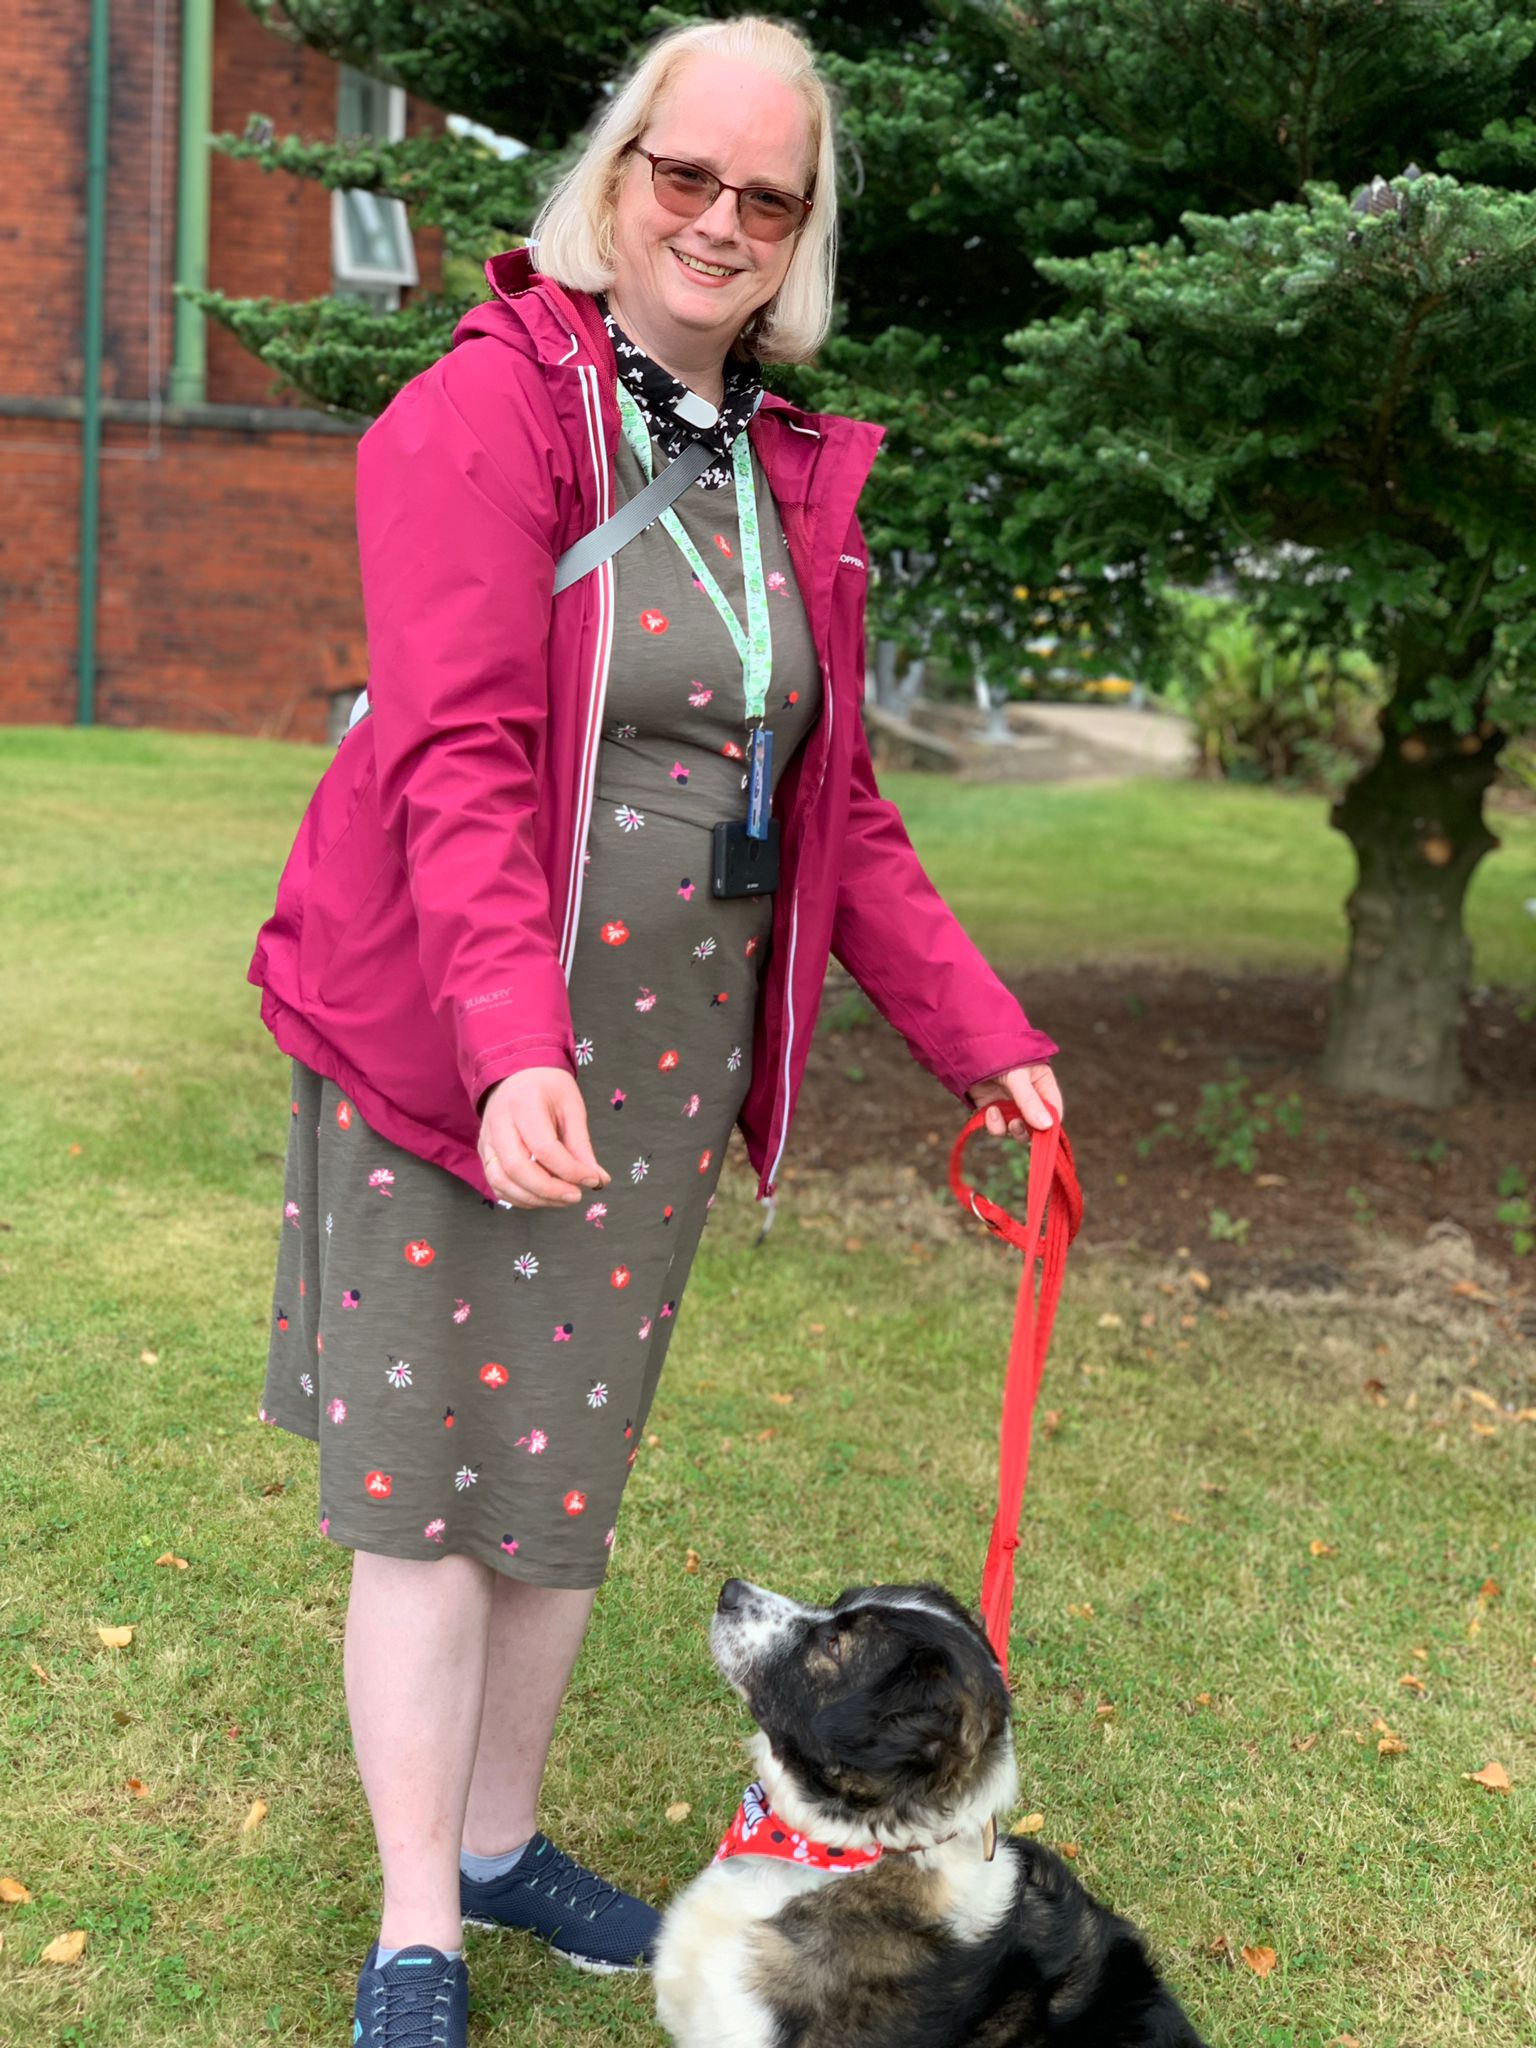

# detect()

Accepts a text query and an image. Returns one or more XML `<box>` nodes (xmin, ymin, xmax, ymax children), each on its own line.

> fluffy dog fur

<box><xmin>653</xmin><ymin>1579</ymin><xmax>1206</xmax><ymax>2048</ymax></box>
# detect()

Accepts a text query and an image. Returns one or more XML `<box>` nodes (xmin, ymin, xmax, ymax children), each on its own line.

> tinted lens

<box><xmin>653</xmin><ymin>160</ymin><xmax>718</xmax><ymax>215</ymax></box>
<box><xmin>741</xmin><ymin>189</ymin><xmax>804</xmax><ymax>240</ymax></box>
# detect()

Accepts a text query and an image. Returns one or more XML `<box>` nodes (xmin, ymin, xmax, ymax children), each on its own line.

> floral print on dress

<box><xmin>259</xmin><ymin>322</ymin><xmax>821</xmax><ymax>1588</ymax></box>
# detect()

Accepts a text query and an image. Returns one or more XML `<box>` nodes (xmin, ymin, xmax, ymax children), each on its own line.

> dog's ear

<box><xmin>903</xmin><ymin>1650</ymin><xmax>1009</xmax><ymax>1796</ymax></box>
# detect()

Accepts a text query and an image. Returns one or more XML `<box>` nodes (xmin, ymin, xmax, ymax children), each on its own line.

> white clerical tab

<box><xmin>673</xmin><ymin>389</ymin><xmax>719</xmax><ymax>429</ymax></box>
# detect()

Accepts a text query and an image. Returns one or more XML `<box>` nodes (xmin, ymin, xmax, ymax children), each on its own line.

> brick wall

<box><xmin>1</xmin><ymin>0</ymin><xmax>445</xmax><ymax>739</ymax></box>
<box><xmin>0</xmin><ymin>414</ymin><xmax>366</xmax><ymax>739</ymax></box>
<box><xmin>206</xmin><ymin>0</ymin><xmax>446</xmax><ymax>409</ymax></box>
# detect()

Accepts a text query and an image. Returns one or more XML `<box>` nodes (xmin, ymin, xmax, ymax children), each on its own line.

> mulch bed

<box><xmin>791</xmin><ymin>961</ymin><xmax>1536</xmax><ymax>1309</ymax></box>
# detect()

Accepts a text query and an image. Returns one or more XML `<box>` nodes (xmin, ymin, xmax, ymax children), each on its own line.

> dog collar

<box><xmin>713</xmin><ymin>1781</ymin><xmax>885</xmax><ymax>1873</ymax></box>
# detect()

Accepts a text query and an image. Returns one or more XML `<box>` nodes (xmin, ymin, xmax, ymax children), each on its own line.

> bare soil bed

<box><xmin>787</xmin><ymin>961</ymin><xmax>1536</xmax><ymax>1335</ymax></box>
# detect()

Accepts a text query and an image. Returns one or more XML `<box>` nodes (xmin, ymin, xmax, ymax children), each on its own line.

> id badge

<box><xmin>747</xmin><ymin>725</ymin><xmax>773</xmax><ymax>840</ymax></box>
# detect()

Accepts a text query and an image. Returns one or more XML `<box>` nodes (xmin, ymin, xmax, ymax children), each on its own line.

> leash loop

<box><xmin>949</xmin><ymin>1106</ymin><xmax>1083</xmax><ymax>1685</ymax></box>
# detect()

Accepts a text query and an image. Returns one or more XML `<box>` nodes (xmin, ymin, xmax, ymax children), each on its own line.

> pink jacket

<box><xmin>247</xmin><ymin>249</ymin><xmax>1057</xmax><ymax>1203</ymax></box>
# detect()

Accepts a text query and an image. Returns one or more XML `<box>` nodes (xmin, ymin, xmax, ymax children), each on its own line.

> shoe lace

<box><xmin>533</xmin><ymin>1843</ymin><xmax>627</xmax><ymax>1921</ymax></box>
<box><xmin>370</xmin><ymin>1969</ymin><xmax>453</xmax><ymax>2047</ymax></box>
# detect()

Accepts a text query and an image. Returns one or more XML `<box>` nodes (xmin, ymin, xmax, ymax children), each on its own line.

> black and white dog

<box><xmin>653</xmin><ymin>1579</ymin><xmax>1207</xmax><ymax>2048</ymax></box>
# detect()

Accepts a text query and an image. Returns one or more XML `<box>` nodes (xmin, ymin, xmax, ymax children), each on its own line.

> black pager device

<box><xmin>711</xmin><ymin>818</ymin><xmax>780</xmax><ymax>897</ymax></box>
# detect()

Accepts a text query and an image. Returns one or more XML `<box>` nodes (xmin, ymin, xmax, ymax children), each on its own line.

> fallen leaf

<box><xmin>1450</xmin><ymin>1281</ymin><xmax>1497</xmax><ymax>1303</ymax></box>
<box><xmin>1094</xmin><ymin>1705</ymin><xmax>1116</xmax><ymax>1721</ymax></box>
<box><xmin>1096</xmin><ymin>1312</ymin><xmax>1123</xmax><ymax>1330</ymax></box>
<box><xmin>1188</xmin><ymin>1270</ymin><xmax>1211</xmax><ymax>1292</ymax></box>
<box><xmin>1478</xmin><ymin>1577</ymin><xmax>1502</xmax><ymax>1601</ymax></box>
<box><xmin>1467</xmin><ymin>1616</ymin><xmax>1483</xmax><ymax>1638</ymax></box>
<box><xmin>1370</xmin><ymin>1717</ymin><xmax>1395</xmax><ymax>1734</ymax></box>
<box><xmin>1255</xmin><ymin>1173</ymin><xmax>1286</xmax><ymax>1188</ymax></box>
<box><xmin>126</xmin><ymin>1777</ymin><xmax>150</xmax><ymax>1797</ymax></box>
<box><xmin>683</xmin><ymin>1549</ymin><xmax>701</xmax><ymax>1574</ymax></box>
<box><xmin>1469</xmin><ymin>1422</ymin><xmax>1499</xmax><ymax>1438</ymax></box>
<box><xmin>767</xmin><ymin>1392</ymin><xmax>796</xmax><ymax>1407</ymax></box>
<box><xmin>1198</xmin><ymin>1482</ymin><xmax>1227</xmax><ymax>1497</ymax></box>
<box><xmin>241</xmin><ymin>1798</ymin><xmax>268</xmax><ymax>1833</ymax></box>
<box><xmin>1309</xmin><ymin>1540</ymin><xmax>1336</xmax><ymax>1558</ymax></box>
<box><xmin>1379</xmin><ymin>1735</ymin><xmax>1409</xmax><ymax>1756</ymax></box>
<box><xmin>1010</xmin><ymin>1813</ymin><xmax>1045</xmax><ymax>1836</ymax></box>
<box><xmin>67</xmin><ymin>1143</ymin><xmax>82</xmax><ymax>1158</ymax></box>
<box><xmin>1066</xmin><ymin>1603</ymin><xmax>1095</xmax><ymax>1620</ymax></box>
<box><xmin>1055</xmin><ymin>1841</ymin><xmax>1080</xmax><ymax>1859</ymax></box>
<box><xmin>754</xmin><ymin>1429</ymin><xmax>777</xmax><ymax>1444</ymax></box>
<box><xmin>1207</xmin><ymin>1933</ymin><xmax>1232</xmax><ymax>1959</ymax></box>
<box><xmin>1329</xmin><ymin>2035</ymin><xmax>1362</xmax><ymax>2046</ymax></box>
<box><xmin>1408</xmin><ymin>1646</ymin><xmax>1428</xmax><ymax>1661</ymax></box>
<box><xmin>97</xmin><ymin>1625</ymin><xmax>134</xmax><ymax>1650</ymax></box>
<box><xmin>1138</xmin><ymin>1310</ymin><xmax>1157</xmax><ymax>1328</ymax></box>
<box><xmin>1290</xmin><ymin>1733</ymin><xmax>1319</xmax><ymax>1753</ymax></box>
<box><xmin>806</xmin><ymin>1323</ymin><xmax>826</xmax><ymax>1336</ymax></box>
<box><xmin>29</xmin><ymin>1664</ymin><xmax>49</xmax><ymax>1684</ymax></box>
<box><xmin>665</xmin><ymin>1801</ymin><xmax>692</xmax><ymax>1824</ymax></box>
<box><xmin>646</xmin><ymin>1433</ymin><xmax>662</xmax><ymax>1448</ymax></box>
<box><xmin>0</xmin><ymin>1877</ymin><xmax>33</xmax><ymax>1904</ymax></box>
<box><xmin>1179</xmin><ymin>1314</ymin><xmax>1197</xmax><ymax>1330</ymax></box>
<box><xmin>1169</xmin><ymin>1509</ymin><xmax>1192</xmax><ymax>1524</ymax></box>
<box><xmin>842</xmin><ymin>1238</ymin><xmax>864</xmax><ymax>1254</ymax></box>
<box><xmin>42</xmin><ymin>1930</ymin><xmax>88</xmax><ymax>1964</ymax></box>
<box><xmin>1194</xmin><ymin>1692</ymin><xmax>1213</xmax><ymax>1707</ymax></box>
<box><xmin>154</xmin><ymin>1553</ymin><xmax>189</xmax><ymax>1571</ymax></box>
<box><xmin>1464</xmin><ymin>1761</ymin><xmax>1512</xmax><ymax>1793</ymax></box>
<box><xmin>139</xmin><ymin>1349</ymin><xmax>159</xmax><ymax>1365</ymax></box>
<box><xmin>1399</xmin><ymin>1672</ymin><xmax>1427</xmax><ymax>1693</ymax></box>
<box><xmin>1041</xmin><ymin>1409</ymin><xmax>1062</xmax><ymax>1437</ymax></box>
<box><xmin>1462</xmin><ymin>1386</ymin><xmax>1501</xmax><ymax>1412</ymax></box>
<box><xmin>1241</xmin><ymin>1944</ymin><xmax>1278</xmax><ymax>1978</ymax></box>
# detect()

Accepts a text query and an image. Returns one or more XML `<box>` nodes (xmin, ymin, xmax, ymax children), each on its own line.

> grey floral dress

<box><xmin>258</xmin><ymin>353</ymin><xmax>821</xmax><ymax>1588</ymax></box>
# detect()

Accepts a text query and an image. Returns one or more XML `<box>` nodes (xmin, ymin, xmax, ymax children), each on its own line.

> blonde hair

<box><xmin>529</xmin><ymin>17</ymin><xmax>838</xmax><ymax>365</ymax></box>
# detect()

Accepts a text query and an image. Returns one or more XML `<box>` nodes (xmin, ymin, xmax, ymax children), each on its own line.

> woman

<box><xmin>248</xmin><ymin>17</ymin><xmax>1062</xmax><ymax>2044</ymax></box>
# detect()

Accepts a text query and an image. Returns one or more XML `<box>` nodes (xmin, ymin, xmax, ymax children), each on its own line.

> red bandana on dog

<box><xmin>713</xmin><ymin>1781</ymin><xmax>884</xmax><ymax>1873</ymax></box>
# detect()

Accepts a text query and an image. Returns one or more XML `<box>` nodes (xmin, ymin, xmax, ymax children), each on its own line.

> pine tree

<box><xmin>205</xmin><ymin>0</ymin><xmax>1536</xmax><ymax>1104</ymax></box>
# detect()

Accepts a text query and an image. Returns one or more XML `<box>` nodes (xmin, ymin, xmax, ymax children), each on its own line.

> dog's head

<box><xmin>710</xmin><ymin>1578</ymin><xmax>1017</xmax><ymax>1854</ymax></box>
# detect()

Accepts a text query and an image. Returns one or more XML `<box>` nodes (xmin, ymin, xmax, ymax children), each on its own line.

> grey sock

<box><xmin>459</xmin><ymin>1838</ymin><xmax>531</xmax><ymax>1884</ymax></box>
<box><xmin>376</xmin><ymin>1943</ymin><xmax>463</xmax><ymax>1967</ymax></box>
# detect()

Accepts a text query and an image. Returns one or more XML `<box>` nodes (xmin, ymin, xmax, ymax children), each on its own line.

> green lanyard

<box><xmin>616</xmin><ymin>380</ymin><xmax>772</xmax><ymax>724</ymax></box>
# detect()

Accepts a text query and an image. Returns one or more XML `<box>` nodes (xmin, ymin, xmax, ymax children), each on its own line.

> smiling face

<box><xmin>608</xmin><ymin>53</ymin><xmax>814</xmax><ymax>377</ymax></box>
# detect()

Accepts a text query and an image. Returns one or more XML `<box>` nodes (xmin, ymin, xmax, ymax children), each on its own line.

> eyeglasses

<box><xmin>627</xmin><ymin>143</ymin><xmax>812</xmax><ymax>243</ymax></box>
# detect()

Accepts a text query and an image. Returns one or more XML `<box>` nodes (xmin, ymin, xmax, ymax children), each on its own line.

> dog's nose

<box><xmin>717</xmin><ymin>1579</ymin><xmax>749</xmax><ymax>1613</ymax></box>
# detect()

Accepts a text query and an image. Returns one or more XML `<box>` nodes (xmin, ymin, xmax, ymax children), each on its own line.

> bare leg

<box><xmin>345</xmin><ymin>1549</ymin><xmax>495</xmax><ymax>1953</ymax></box>
<box><xmin>461</xmin><ymin>1578</ymin><xmax>599</xmax><ymax>1856</ymax></box>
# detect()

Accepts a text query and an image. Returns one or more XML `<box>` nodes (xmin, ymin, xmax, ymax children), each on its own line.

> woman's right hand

<box><xmin>478</xmin><ymin>1068</ymin><xmax>612</xmax><ymax>1208</ymax></box>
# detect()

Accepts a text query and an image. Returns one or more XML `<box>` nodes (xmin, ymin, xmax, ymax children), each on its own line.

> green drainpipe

<box><xmin>76</xmin><ymin>0</ymin><xmax>110</xmax><ymax>727</ymax></box>
<box><xmin>169</xmin><ymin>0</ymin><xmax>214</xmax><ymax>406</ymax></box>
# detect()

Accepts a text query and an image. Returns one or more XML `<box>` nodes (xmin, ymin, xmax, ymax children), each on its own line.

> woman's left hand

<box><xmin>965</xmin><ymin>1062</ymin><xmax>1064</xmax><ymax>1139</ymax></box>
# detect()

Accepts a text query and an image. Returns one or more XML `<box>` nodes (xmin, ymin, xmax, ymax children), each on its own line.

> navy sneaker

<box><xmin>352</xmin><ymin>1941</ymin><xmax>468</xmax><ymax>2047</ymax></box>
<box><xmin>459</xmin><ymin>1832</ymin><xmax>659</xmax><ymax>1974</ymax></box>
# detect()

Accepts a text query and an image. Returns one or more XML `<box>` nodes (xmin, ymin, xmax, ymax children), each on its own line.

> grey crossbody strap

<box><xmin>552</xmin><ymin>436</ymin><xmax>712</xmax><ymax>593</ymax></box>
<box><xmin>345</xmin><ymin>437</ymin><xmax>713</xmax><ymax>738</ymax></box>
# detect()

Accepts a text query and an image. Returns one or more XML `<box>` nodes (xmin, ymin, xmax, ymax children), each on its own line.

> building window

<box><xmin>333</xmin><ymin>66</ymin><xmax>418</xmax><ymax>311</ymax></box>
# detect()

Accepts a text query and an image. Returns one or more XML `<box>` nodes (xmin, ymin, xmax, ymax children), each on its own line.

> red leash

<box><xmin>948</xmin><ymin>1109</ymin><xmax>1083</xmax><ymax>1683</ymax></box>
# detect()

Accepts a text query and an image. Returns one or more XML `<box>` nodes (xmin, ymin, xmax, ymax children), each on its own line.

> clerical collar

<box><xmin>599</xmin><ymin>296</ymin><xmax>763</xmax><ymax>491</ymax></box>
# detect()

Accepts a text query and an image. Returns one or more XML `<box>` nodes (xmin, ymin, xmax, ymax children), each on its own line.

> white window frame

<box><xmin>333</xmin><ymin>69</ymin><xmax>419</xmax><ymax>300</ymax></box>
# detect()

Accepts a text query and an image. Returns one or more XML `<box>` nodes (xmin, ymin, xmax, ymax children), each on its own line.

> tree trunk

<box><xmin>1319</xmin><ymin>634</ymin><xmax>1504</xmax><ymax>1108</ymax></box>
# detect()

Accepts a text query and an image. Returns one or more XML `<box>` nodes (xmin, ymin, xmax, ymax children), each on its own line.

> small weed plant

<box><xmin>1496</xmin><ymin>1166</ymin><xmax>1533</xmax><ymax>1257</ymax></box>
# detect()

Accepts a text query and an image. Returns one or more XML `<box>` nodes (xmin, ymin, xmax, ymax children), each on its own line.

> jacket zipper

<box><xmin>558</xmin><ymin>358</ymin><xmax>616</xmax><ymax>980</ymax></box>
<box><xmin>763</xmin><ymin>650</ymin><xmax>834</xmax><ymax>1194</ymax></box>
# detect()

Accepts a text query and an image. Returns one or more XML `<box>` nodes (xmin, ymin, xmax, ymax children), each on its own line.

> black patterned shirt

<box><xmin>600</xmin><ymin>296</ymin><xmax>763</xmax><ymax>491</ymax></box>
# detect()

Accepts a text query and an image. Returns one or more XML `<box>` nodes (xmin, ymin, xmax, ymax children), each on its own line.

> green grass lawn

<box><xmin>2</xmin><ymin>728</ymin><xmax>1533</xmax><ymax>2046</ymax></box>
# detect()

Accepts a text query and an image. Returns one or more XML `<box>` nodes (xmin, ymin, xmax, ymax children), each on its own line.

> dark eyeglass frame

<box><xmin>626</xmin><ymin>142</ymin><xmax>813</xmax><ymax>240</ymax></box>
